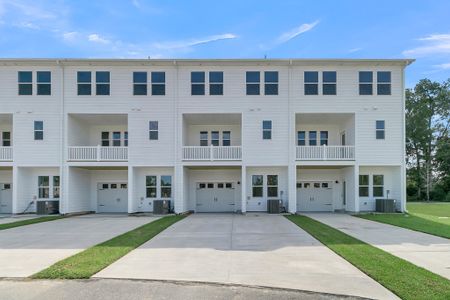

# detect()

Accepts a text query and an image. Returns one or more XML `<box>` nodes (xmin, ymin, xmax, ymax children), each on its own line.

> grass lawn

<box><xmin>357</xmin><ymin>202</ymin><xmax>450</xmax><ymax>239</ymax></box>
<box><xmin>286</xmin><ymin>215</ymin><xmax>450</xmax><ymax>300</ymax></box>
<box><xmin>32</xmin><ymin>215</ymin><xmax>185</xmax><ymax>279</ymax></box>
<box><xmin>0</xmin><ymin>215</ymin><xmax>63</xmax><ymax>231</ymax></box>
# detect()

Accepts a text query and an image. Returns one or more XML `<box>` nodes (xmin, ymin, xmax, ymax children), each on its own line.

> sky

<box><xmin>0</xmin><ymin>0</ymin><xmax>450</xmax><ymax>87</ymax></box>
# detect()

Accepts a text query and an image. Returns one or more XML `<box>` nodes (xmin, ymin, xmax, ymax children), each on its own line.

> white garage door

<box><xmin>297</xmin><ymin>181</ymin><xmax>333</xmax><ymax>212</ymax></box>
<box><xmin>97</xmin><ymin>183</ymin><xmax>128</xmax><ymax>213</ymax></box>
<box><xmin>196</xmin><ymin>182</ymin><xmax>235</xmax><ymax>212</ymax></box>
<box><xmin>0</xmin><ymin>183</ymin><xmax>12</xmax><ymax>214</ymax></box>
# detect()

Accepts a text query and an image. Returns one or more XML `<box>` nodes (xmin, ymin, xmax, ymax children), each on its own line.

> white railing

<box><xmin>183</xmin><ymin>145</ymin><xmax>242</xmax><ymax>161</ymax></box>
<box><xmin>296</xmin><ymin>145</ymin><xmax>355</xmax><ymax>160</ymax></box>
<box><xmin>68</xmin><ymin>146</ymin><xmax>128</xmax><ymax>161</ymax></box>
<box><xmin>0</xmin><ymin>147</ymin><xmax>13</xmax><ymax>161</ymax></box>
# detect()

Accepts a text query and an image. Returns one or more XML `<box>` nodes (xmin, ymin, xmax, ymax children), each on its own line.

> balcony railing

<box><xmin>68</xmin><ymin>146</ymin><xmax>128</xmax><ymax>161</ymax></box>
<box><xmin>183</xmin><ymin>146</ymin><xmax>242</xmax><ymax>161</ymax></box>
<box><xmin>0</xmin><ymin>147</ymin><xmax>13</xmax><ymax>161</ymax></box>
<box><xmin>296</xmin><ymin>145</ymin><xmax>355</xmax><ymax>161</ymax></box>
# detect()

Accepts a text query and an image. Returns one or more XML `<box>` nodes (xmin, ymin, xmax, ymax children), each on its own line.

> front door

<box><xmin>196</xmin><ymin>182</ymin><xmax>235</xmax><ymax>212</ymax></box>
<box><xmin>97</xmin><ymin>183</ymin><xmax>128</xmax><ymax>213</ymax></box>
<box><xmin>0</xmin><ymin>183</ymin><xmax>12</xmax><ymax>214</ymax></box>
<box><xmin>297</xmin><ymin>181</ymin><xmax>333</xmax><ymax>212</ymax></box>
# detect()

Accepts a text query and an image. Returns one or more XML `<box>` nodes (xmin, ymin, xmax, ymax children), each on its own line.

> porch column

<box><xmin>127</xmin><ymin>166</ymin><xmax>135</xmax><ymax>214</ymax></box>
<box><xmin>174</xmin><ymin>164</ymin><xmax>185</xmax><ymax>213</ymax></box>
<box><xmin>354</xmin><ymin>165</ymin><xmax>360</xmax><ymax>212</ymax></box>
<box><xmin>60</xmin><ymin>165</ymin><xmax>69</xmax><ymax>214</ymax></box>
<box><xmin>241</xmin><ymin>165</ymin><xmax>247</xmax><ymax>213</ymax></box>
<box><xmin>288</xmin><ymin>163</ymin><xmax>297</xmax><ymax>213</ymax></box>
<box><xmin>12</xmin><ymin>166</ymin><xmax>19</xmax><ymax>214</ymax></box>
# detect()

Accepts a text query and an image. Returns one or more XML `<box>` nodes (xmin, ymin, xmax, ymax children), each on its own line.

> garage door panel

<box><xmin>196</xmin><ymin>182</ymin><xmax>235</xmax><ymax>213</ymax></box>
<box><xmin>297</xmin><ymin>181</ymin><xmax>333</xmax><ymax>212</ymax></box>
<box><xmin>97</xmin><ymin>183</ymin><xmax>128</xmax><ymax>213</ymax></box>
<box><xmin>0</xmin><ymin>183</ymin><xmax>12</xmax><ymax>214</ymax></box>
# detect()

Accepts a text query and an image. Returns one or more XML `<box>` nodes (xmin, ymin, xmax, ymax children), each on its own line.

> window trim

<box><xmin>262</xmin><ymin>120</ymin><xmax>272</xmax><ymax>140</ymax></box>
<box><xmin>359</xmin><ymin>71</ymin><xmax>373</xmax><ymax>95</ymax></box>
<box><xmin>200</xmin><ymin>131</ymin><xmax>208</xmax><ymax>146</ymax></box>
<box><xmin>376</xmin><ymin>120</ymin><xmax>385</xmax><ymax>140</ymax></box>
<box><xmin>322</xmin><ymin>71</ymin><xmax>337</xmax><ymax>95</ymax></box>
<box><xmin>112</xmin><ymin>131</ymin><xmax>121</xmax><ymax>147</ymax></box>
<box><xmin>209</xmin><ymin>71</ymin><xmax>224</xmax><ymax>96</ymax></box>
<box><xmin>304</xmin><ymin>71</ymin><xmax>319</xmax><ymax>95</ymax></box>
<box><xmin>160</xmin><ymin>175</ymin><xmax>172</xmax><ymax>198</ymax></box>
<box><xmin>145</xmin><ymin>175</ymin><xmax>157</xmax><ymax>198</ymax></box>
<box><xmin>18</xmin><ymin>71</ymin><xmax>33</xmax><ymax>96</ymax></box>
<box><xmin>264</xmin><ymin>71</ymin><xmax>278</xmax><ymax>95</ymax></box>
<box><xmin>1</xmin><ymin>131</ymin><xmax>11</xmax><ymax>147</ymax></box>
<box><xmin>246</xmin><ymin>71</ymin><xmax>260</xmax><ymax>95</ymax></box>
<box><xmin>95</xmin><ymin>71</ymin><xmax>110</xmax><ymax>96</ymax></box>
<box><xmin>149</xmin><ymin>121</ymin><xmax>159</xmax><ymax>140</ymax></box>
<box><xmin>36</xmin><ymin>71</ymin><xmax>51</xmax><ymax>96</ymax></box>
<box><xmin>222</xmin><ymin>131</ymin><xmax>231</xmax><ymax>146</ymax></box>
<box><xmin>267</xmin><ymin>175</ymin><xmax>278</xmax><ymax>198</ymax></box>
<box><xmin>373</xmin><ymin>174</ymin><xmax>384</xmax><ymax>197</ymax></box>
<box><xmin>377</xmin><ymin>71</ymin><xmax>391</xmax><ymax>95</ymax></box>
<box><xmin>133</xmin><ymin>71</ymin><xmax>148</xmax><ymax>96</ymax></box>
<box><xmin>191</xmin><ymin>71</ymin><xmax>206</xmax><ymax>96</ymax></box>
<box><xmin>211</xmin><ymin>131</ymin><xmax>219</xmax><ymax>146</ymax></box>
<box><xmin>359</xmin><ymin>174</ymin><xmax>369</xmax><ymax>197</ymax></box>
<box><xmin>320</xmin><ymin>131</ymin><xmax>328</xmax><ymax>146</ymax></box>
<box><xmin>34</xmin><ymin>121</ymin><xmax>44</xmax><ymax>141</ymax></box>
<box><xmin>77</xmin><ymin>71</ymin><xmax>92</xmax><ymax>96</ymax></box>
<box><xmin>252</xmin><ymin>175</ymin><xmax>264</xmax><ymax>198</ymax></box>
<box><xmin>151</xmin><ymin>71</ymin><xmax>166</xmax><ymax>96</ymax></box>
<box><xmin>297</xmin><ymin>131</ymin><xmax>306</xmax><ymax>146</ymax></box>
<box><xmin>308</xmin><ymin>131</ymin><xmax>317</xmax><ymax>146</ymax></box>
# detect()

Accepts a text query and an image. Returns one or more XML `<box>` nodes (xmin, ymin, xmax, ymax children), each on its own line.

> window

<box><xmin>320</xmin><ymin>131</ymin><xmax>328</xmax><ymax>145</ymax></box>
<box><xmin>101</xmin><ymin>132</ymin><xmax>110</xmax><ymax>146</ymax></box>
<box><xmin>149</xmin><ymin>121</ymin><xmax>158</xmax><ymax>140</ymax></box>
<box><xmin>211</xmin><ymin>131</ymin><xmax>219</xmax><ymax>146</ymax></box>
<box><xmin>124</xmin><ymin>131</ymin><xmax>128</xmax><ymax>147</ymax></box>
<box><xmin>37</xmin><ymin>71</ymin><xmax>51</xmax><ymax>95</ymax></box>
<box><xmin>111</xmin><ymin>184</ymin><xmax>117</xmax><ymax>189</ymax></box>
<box><xmin>53</xmin><ymin>176</ymin><xmax>60</xmax><ymax>198</ymax></box>
<box><xmin>359</xmin><ymin>175</ymin><xmax>369</xmax><ymax>197</ymax></box>
<box><xmin>264</xmin><ymin>71</ymin><xmax>278</xmax><ymax>95</ymax></box>
<box><xmin>191</xmin><ymin>72</ymin><xmax>205</xmax><ymax>95</ymax></box>
<box><xmin>373</xmin><ymin>175</ymin><xmax>384</xmax><ymax>197</ymax></box>
<box><xmin>200</xmin><ymin>131</ymin><xmax>208</xmax><ymax>146</ymax></box>
<box><xmin>2</xmin><ymin>132</ymin><xmax>11</xmax><ymax>146</ymax></box>
<box><xmin>377</xmin><ymin>71</ymin><xmax>391</xmax><ymax>95</ymax></box>
<box><xmin>38</xmin><ymin>176</ymin><xmax>49</xmax><ymax>198</ymax></box>
<box><xmin>323</xmin><ymin>71</ymin><xmax>336</xmax><ymax>95</ymax></box>
<box><xmin>359</xmin><ymin>71</ymin><xmax>373</xmax><ymax>95</ymax></box>
<box><xmin>252</xmin><ymin>175</ymin><xmax>263</xmax><ymax>197</ymax></box>
<box><xmin>112</xmin><ymin>132</ymin><xmax>121</xmax><ymax>146</ymax></box>
<box><xmin>96</xmin><ymin>71</ymin><xmax>110</xmax><ymax>95</ymax></box>
<box><xmin>309</xmin><ymin>131</ymin><xmax>317</xmax><ymax>146</ymax></box>
<box><xmin>246</xmin><ymin>71</ymin><xmax>260</xmax><ymax>95</ymax></box>
<box><xmin>304</xmin><ymin>71</ymin><xmax>318</xmax><ymax>95</ymax></box>
<box><xmin>18</xmin><ymin>71</ymin><xmax>32</xmax><ymax>95</ymax></box>
<box><xmin>267</xmin><ymin>175</ymin><xmax>278</xmax><ymax>197</ymax></box>
<box><xmin>322</xmin><ymin>182</ymin><xmax>329</xmax><ymax>188</ymax></box>
<box><xmin>152</xmin><ymin>72</ymin><xmax>165</xmax><ymax>95</ymax></box>
<box><xmin>77</xmin><ymin>71</ymin><xmax>92</xmax><ymax>95</ymax></box>
<box><xmin>34</xmin><ymin>121</ymin><xmax>44</xmax><ymax>140</ymax></box>
<box><xmin>262</xmin><ymin>120</ymin><xmax>272</xmax><ymax>140</ymax></box>
<box><xmin>209</xmin><ymin>71</ymin><xmax>223</xmax><ymax>95</ymax></box>
<box><xmin>376</xmin><ymin>120</ymin><xmax>385</xmax><ymax>139</ymax></box>
<box><xmin>146</xmin><ymin>176</ymin><xmax>157</xmax><ymax>198</ymax></box>
<box><xmin>223</xmin><ymin>131</ymin><xmax>231</xmax><ymax>146</ymax></box>
<box><xmin>161</xmin><ymin>175</ymin><xmax>172</xmax><ymax>198</ymax></box>
<box><xmin>133</xmin><ymin>72</ymin><xmax>147</xmax><ymax>95</ymax></box>
<box><xmin>297</xmin><ymin>131</ymin><xmax>306</xmax><ymax>146</ymax></box>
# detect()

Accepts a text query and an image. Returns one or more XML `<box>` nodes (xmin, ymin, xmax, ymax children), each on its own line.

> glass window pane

<box><xmin>252</xmin><ymin>187</ymin><xmax>263</xmax><ymax>197</ymax></box>
<box><xmin>373</xmin><ymin>175</ymin><xmax>384</xmax><ymax>185</ymax></box>
<box><xmin>161</xmin><ymin>175</ymin><xmax>172</xmax><ymax>186</ymax></box>
<box><xmin>2</xmin><ymin>132</ymin><xmax>10</xmax><ymax>140</ymax></box>
<box><xmin>223</xmin><ymin>131</ymin><xmax>230</xmax><ymax>140</ymax></box>
<box><xmin>323</xmin><ymin>71</ymin><xmax>336</xmax><ymax>83</ymax></box>
<box><xmin>359</xmin><ymin>84</ymin><xmax>372</xmax><ymax>95</ymax></box>
<box><xmin>376</xmin><ymin>120</ymin><xmax>385</xmax><ymax>129</ymax></box>
<box><xmin>211</xmin><ymin>131</ymin><xmax>219</xmax><ymax>140</ymax></box>
<box><xmin>267</xmin><ymin>175</ymin><xmax>278</xmax><ymax>185</ymax></box>
<box><xmin>146</xmin><ymin>176</ymin><xmax>157</xmax><ymax>186</ymax></box>
<box><xmin>78</xmin><ymin>84</ymin><xmax>91</xmax><ymax>95</ymax></box>
<box><xmin>53</xmin><ymin>176</ymin><xmax>60</xmax><ymax>187</ymax></box>
<box><xmin>264</xmin><ymin>71</ymin><xmax>278</xmax><ymax>83</ymax></box>
<box><xmin>151</xmin><ymin>72</ymin><xmax>165</xmax><ymax>83</ymax></box>
<box><xmin>359</xmin><ymin>175</ymin><xmax>369</xmax><ymax>185</ymax></box>
<box><xmin>304</xmin><ymin>71</ymin><xmax>318</xmax><ymax>83</ymax></box>
<box><xmin>246</xmin><ymin>71</ymin><xmax>260</xmax><ymax>83</ymax></box>
<box><xmin>38</xmin><ymin>176</ymin><xmax>49</xmax><ymax>186</ymax></box>
<box><xmin>77</xmin><ymin>71</ymin><xmax>91</xmax><ymax>83</ymax></box>
<box><xmin>96</xmin><ymin>84</ymin><xmax>110</xmax><ymax>95</ymax></box>
<box><xmin>263</xmin><ymin>130</ymin><xmax>272</xmax><ymax>139</ymax></box>
<box><xmin>209</xmin><ymin>71</ymin><xmax>223</xmax><ymax>83</ymax></box>
<box><xmin>246</xmin><ymin>84</ymin><xmax>259</xmax><ymax>95</ymax></box>
<box><xmin>373</xmin><ymin>187</ymin><xmax>384</xmax><ymax>197</ymax></box>
<box><xmin>323</xmin><ymin>84</ymin><xmax>336</xmax><ymax>95</ymax></box>
<box><xmin>377</xmin><ymin>71</ymin><xmax>391</xmax><ymax>83</ymax></box>
<box><xmin>267</xmin><ymin>187</ymin><xmax>278</xmax><ymax>197</ymax></box>
<box><xmin>305</xmin><ymin>84</ymin><xmax>318</xmax><ymax>95</ymax></box>
<box><xmin>37</xmin><ymin>71</ymin><xmax>51</xmax><ymax>83</ymax></box>
<box><xmin>134</xmin><ymin>84</ymin><xmax>147</xmax><ymax>95</ymax></box>
<box><xmin>146</xmin><ymin>187</ymin><xmax>157</xmax><ymax>198</ymax></box>
<box><xmin>262</xmin><ymin>120</ymin><xmax>272</xmax><ymax>130</ymax></box>
<box><xmin>96</xmin><ymin>71</ymin><xmax>110</xmax><ymax>83</ymax></box>
<box><xmin>19</xmin><ymin>71</ymin><xmax>32</xmax><ymax>83</ymax></box>
<box><xmin>252</xmin><ymin>175</ymin><xmax>263</xmax><ymax>186</ymax></box>
<box><xmin>191</xmin><ymin>84</ymin><xmax>205</xmax><ymax>95</ymax></box>
<box><xmin>101</xmin><ymin>131</ymin><xmax>109</xmax><ymax>139</ymax></box>
<box><xmin>133</xmin><ymin>72</ymin><xmax>147</xmax><ymax>83</ymax></box>
<box><xmin>377</xmin><ymin>84</ymin><xmax>391</xmax><ymax>95</ymax></box>
<box><xmin>265</xmin><ymin>84</ymin><xmax>278</xmax><ymax>95</ymax></box>
<box><xmin>34</xmin><ymin>131</ymin><xmax>43</xmax><ymax>140</ymax></box>
<box><xmin>359</xmin><ymin>71</ymin><xmax>373</xmax><ymax>83</ymax></box>
<box><xmin>112</xmin><ymin>132</ymin><xmax>121</xmax><ymax>140</ymax></box>
<box><xmin>191</xmin><ymin>72</ymin><xmax>205</xmax><ymax>83</ymax></box>
<box><xmin>376</xmin><ymin>130</ymin><xmax>385</xmax><ymax>139</ymax></box>
<box><xmin>34</xmin><ymin>121</ymin><xmax>43</xmax><ymax>130</ymax></box>
<box><xmin>37</xmin><ymin>84</ymin><xmax>51</xmax><ymax>95</ymax></box>
<box><xmin>19</xmin><ymin>84</ymin><xmax>32</xmax><ymax>95</ymax></box>
<box><xmin>152</xmin><ymin>84</ymin><xmax>165</xmax><ymax>95</ymax></box>
<box><xmin>209</xmin><ymin>84</ymin><xmax>223</xmax><ymax>95</ymax></box>
<box><xmin>149</xmin><ymin>121</ymin><xmax>158</xmax><ymax>130</ymax></box>
<box><xmin>149</xmin><ymin>131</ymin><xmax>158</xmax><ymax>140</ymax></box>
<box><xmin>359</xmin><ymin>187</ymin><xmax>369</xmax><ymax>197</ymax></box>
<box><xmin>161</xmin><ymin>187</ymin><xmax>171</xmax><ymax>198</ymax></box>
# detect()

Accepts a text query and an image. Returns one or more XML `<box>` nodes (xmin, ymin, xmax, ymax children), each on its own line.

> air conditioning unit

<box><xmin>375</xmin><ymin>199</ymin><xmax>396</xmax><ymax>213</ymax></box>
<box><xmin>153</xmin><ymin>200</ymin><xmax>171</xmax><ymax>215</ymax></box>
<box><xmin>36</xmin><ymin>200</ymin><xmax>60</xmax><ymax>215</ymax></box>
<box><xmin>267</xmin><ymin>199</ymin><xmax>282</xmax><ymax>214</ymax></box>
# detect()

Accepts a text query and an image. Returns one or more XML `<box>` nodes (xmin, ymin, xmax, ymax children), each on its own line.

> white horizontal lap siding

<box><xmin>185</xmin><ymin>125</ymin><xmax>241</xmax><ymax>146</ymax></box>
<box><xmin>295</xmin><ymin>124</ymin><xmax>344</xmax><ymax>145</ymax></box>
<box><xmin>67</xmin><ymin>167</ymin><xmax>91</xmax><ymax>213</ymax></box>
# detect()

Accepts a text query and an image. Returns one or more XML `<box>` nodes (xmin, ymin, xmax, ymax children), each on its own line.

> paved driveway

<box><xmin>95</xmin><ymin>214</ymin><xmax>397</xmax><ymax>299</ymax></box>
<box><xmin>0</xmin><ymin>214</ymin><xmax>39</xmax><ymax>225</ymax></box>
<box><xmin>305</xmin><ymin>213</ymin><xmax>450</xmax><ymax>279</ymax></box>
<box><xmin>0</xmin><ymin>214</ymin><xmax>158</xmax><ymax>277</ymax></box>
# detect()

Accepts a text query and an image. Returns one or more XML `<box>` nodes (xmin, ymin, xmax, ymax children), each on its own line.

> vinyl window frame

<box><xmin>133</xmin><ymin>71</ymin><xmax>147</xmax><ymax>96</ymax></box>
<box><xmin>160</xmin><ymin>175</ymin><xmax>172</xmax><ymax>198</ymax></box>
<box><xmin>38</xmin><ymin>176</ymin><xmax>50</xmax><ymax>199</ymax></box>
<box><xmin>304</xmin><ymin>71</ymin><xmax>319</xmax><ymax>95</ymax></box>
<box><xmin>77</xmin><ymin>71</ymin><xmax>92</xmax><ymax>95</ymax></box>
<box><xmin>267</xmin><ymin>175</ymin><xmax>278</xmax><ymax>198</ymax></box>
<box><xmin>373</xmin><ymin>174</ymin><xmax>384</xmax><ymax>197</ymax></box>
<box><xmin>18</xmin><ymin>71</ymin><xmax>33</xmax><ymax>96</ymax></box>
<box><xmin>209</xmin><ymin>71</ymin><xmax>224</xmax><ymax>96</ymax></box>
<box><xmin>264</xmin><ymin>71</ymin><xmax>278</xmax><ymax>95</ymax></box>
<box><xmin>359</xmin><ymin>175</ymin><xmax>369</xmax><ymax>197</ymax></box>
<box><xmin>262</xmin><ymin>120</ymin><xmax>272</xmax><ymax>140</ymax></box>
<box><xmin>359</xmin><ymin>71</ymin><xmax>373</xmax><ymax>95</ymax></box>
<box><xmin>145</xmin><ymin>175</ymin><xmax>157</xmax><ymax>198</ymax></box>
<box><xmin>36</xmin><ymin>71</ymin><xmax>51</xmax><ymax>96</ymax></box>
<box><xmin>376</xmin><ymin>120</ymin><xmax>385</xmax><ymax>140</ymax></box>
<box><xmin>322</xmin><ymin>71</ymin><xmax>336</xmax><ymax>95</ymax></box>
<box><xmin>149</xmin><ymin>121</ymin><xmax>159</xmax><ymax>140</ymax></box>
<box><xmin>34</xmin><ymin>121</ymin><xmax>44</xmax><ymax>141</ymax></box>
<box><xmin>246</xmin><ymin>71</ymin><xmax>260</xmax><ymax>95</ymax></box>
<box><xmin>95</xmin><ymin>71</ymin><xmax>110</xmax><ymax>96</ymax></box>
<box><xmin>297</xmin><ymin>131</ymin><xmax>306</xmax><ymax>146</ymax></box>
<box><xmin>1</xmin><ymin>132</ymin><xmax>11</xmax><ymax>146</ymax></box>
<box><xmin>252</xmin><ymin>175</ymin><xmax>264</xmax><ymax>198</ymax></box>
<box><xmin>191</xmin><ymin>71</ymin><xmax>205</xmax><ymax>95</ymax></box>
<box><xmin>377</xmin><ymin>71</ymin><xmax>391</xmax><ymax>95</ymax></box>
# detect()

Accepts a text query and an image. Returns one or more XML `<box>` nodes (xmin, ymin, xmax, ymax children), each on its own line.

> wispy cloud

<box><xmin>403</xmin><ymin>33</ymin><xmax>450</xmax><ymax>56</ymax></box>
<box><xmin>131</xmin><ymin>0</ymin><xmax>141</xmax><ymax>9</ymax></box>
<box><xmin>433</xmin><ymin>62</ymin><xmax>450</xmax><ymax>70</ymax></box>
<box><xmin>88</xmin><ymin>33</ymin><xmax>110</xmax><ymax>44</ymax></box>
<box><xmin>152</xmin><ymin>33</ymin><xmax>237</xmax><ymax>50</ymax></box>
<box><xmin>349</xmin><ymin>47</ymin><xmax>362</xmax><ymax>53</ymax></box>
<box><xmin>276</xmin><ymin>20</ymin><xmax>319</xmax><ymax>44</ymax></box>
<box><xmin>62</xmin><ymin>31</ymin><xmax>79</xmax><ymax>42</ymax></box>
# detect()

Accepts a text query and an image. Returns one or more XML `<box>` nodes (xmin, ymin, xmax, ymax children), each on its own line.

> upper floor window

<box><xmin>309</xmin><ymin>131</ymin><xmax>317</xmax><ymax>146</ymax></box>
<box><xmin>297</xmin><ymin>131</ymin><xmax>306</xmax><ymax>146</ymax></box>
<box><xmin>151</xmin><ymin>72</ymin><xmax>166</xmax><ymax>95</ymax></box>
<box><xmin>18</xmin><ymin>71</ymin><xmax>32</xmax><ymax>95</ymax></box>
<box><xmin>223</xmin><ymin>131</ymin><xmax>231</xmax><ymax>146</ymax></box>
<box><xmin>96</xmin><ymin>71</ymin><xmax>110</xmax><ymax>95</ymax></box>
<box><xmin>246</xmin><ymin>71</ymin><xmax>260</xmax><ymax>95</ymax></box>
<box><xmin>37</xmin><ymin>71</ymin><xmax>51</xmax><ymax>95</ymax></box>
<box><xmin>264</xmin><ymin>71</ymin><xmax>278</xmax><ymax>95</ymax></box>
<box><xmin>1</xmin><ymin>132</ymin><xmax>11</xmax><ymax>146</ymax></box>
<box><xmin>34</xmin><ymin>121</ymin><xmax>44</xmax><ymax>140</ymax></box>
<box><xmin>211</xmin><ymin>131</ymin><xmax>220</xmax><ymax>146</ymax></box>
<box><xmin>322</xmin><ymin>71</ymin><xmax>336</xmax><ymax>95</ymax></box>
<box><xmin>262</xmin><ymin>120</ymin><xmax>272</xmax><ymax>140</ymax></box>
<box><xmin>377</xmin><ymin>71</ymin><xmax>391</xmax><ymax>95</ymax></box>
<box><xmin>191</xmin><ymin>72</ymin><xmax>205</xmax><ymax>95</ymax></box>
<box><xmin>376</xmin><ymin>120</ymin><xmax>385</xmax><ymax>139</ymax></box>
<box><xmin>209</xmin><ymin>71</ymin><xmax>223</xmax><ymax>95</ymax></box>
<box><xmin>77</xmin><ymin>71</ymin><xmax>92</xmax><ymax>95</ymax></box>
<box><xmin>112</xmin><ymin>132</ymin><xmax>121</xmax><ymax>146</ymax></box>
<box><xmin>200</xmin><ymin>131</ymin><xmax>208</xmax><ymax>146</ymax></box>
<box><xmin>304</xmin><ymin>71</ymin><xmax>318</xmax><ymax>95</ymax></box>
<box><xmin>133</xmin><ymin>72</ymin><xmax>147</xmax><ymax>95</ymax></box>
<box><xmin>124</xmin><ymin>131</ymin><xmax>128</xmax><ymax>146</ymax></box>
<box><xmin>101</xmin><ymin>132</ymin><xmax>110</xmax><ymax>146</ymax></box>
<box><xmin>359</xmin><ymin>71</ymin><xmax>373</xmax><ymax>95</ymax></box>
<box><xmin>149</xmin><ymin>121</ymin><xmax>159</xmax><ymax>140</ymax></box>
<box><xmin>320</xmin><ymin>131</ymin><xmax>328</xmax><ymax>145</ymax></box>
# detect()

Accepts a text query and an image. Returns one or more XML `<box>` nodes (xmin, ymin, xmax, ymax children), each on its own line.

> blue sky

<box><xmin>0</xmin><ymin>0</ymin><xmax>450</xmax><ymax>87</ymax></box>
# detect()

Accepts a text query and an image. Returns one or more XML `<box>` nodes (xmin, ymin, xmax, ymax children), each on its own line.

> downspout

<box><xmin>401</xmin><ymin>64</ymin><xmax>407</xmax><ymax>212</ymax></box>
<box><xmin>57</xmin><ymin>60</ymin><xmax>66</xmax><ymax>214</ymax></box>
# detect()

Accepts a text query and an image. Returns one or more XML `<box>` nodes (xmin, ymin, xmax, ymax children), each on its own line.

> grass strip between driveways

<box><xmin>0</xmin><ymin>216</ymin><xmax>63</xmax><ymax>231</ymax></box>
<box><xmin>286</xmin><ymin>215</ymin><xmax>450</xmax><ymax>300</ymax></box>
<box><xmin>32</xmin><ymin>215</ymin><xmax>186</xmax><ymax>279</ymax></box>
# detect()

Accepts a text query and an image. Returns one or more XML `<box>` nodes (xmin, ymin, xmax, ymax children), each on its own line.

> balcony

<box><xmin>0</xmin><ymin>147</ymin><xmax>13</xmax><ymax>161</ymax></box>
<box><xmin>183</xmin><ymin>145</ymin><xmax>242</xmax><ymax>161</ymax></box>
<box><xmin>296</xmin><ymin>145</ymin><xmax>355</xmax><ymax>161</ymax></box>
<box><xmin>68</xmin><ymin>146</ymin><xmax>128</xmax><ymax>161</ymax></box>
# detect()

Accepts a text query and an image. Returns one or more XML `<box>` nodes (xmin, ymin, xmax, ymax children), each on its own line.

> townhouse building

<box><xmin>0</xmin><ymin>58</ymin><xmax>413</xmax><ymax>215</ymax></box>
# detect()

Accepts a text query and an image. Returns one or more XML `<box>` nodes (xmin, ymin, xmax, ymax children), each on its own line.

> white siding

<box><xmin>67</xmin><ymin>167</ymin><xmax>91</xmax><ymax>213</ymax></box>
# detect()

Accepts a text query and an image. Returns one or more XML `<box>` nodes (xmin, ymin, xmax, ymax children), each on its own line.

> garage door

<box><xmin>297</xmin><ymin>181</ymin><xmax>333</xmax><ymax>212</ymax></box>
<box><xmin>0</xmin><ymin>183</ymin><xmax>12</xmax><ymax>214</ymax></box>
<box><xmin>97</xmin><ymin>183</ymin><xmax>128</xmax><ymax>213</ymax></box>
<box><xmin>196</xmin><ymin>182</ymin><xmax>235</xmax><ymax>212</ymax></box>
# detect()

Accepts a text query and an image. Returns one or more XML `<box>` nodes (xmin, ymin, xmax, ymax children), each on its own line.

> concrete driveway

<box><xmin>0</xmin><ymin>214</ymin><xmax>40</xmax><ymax>225</ymax></box>
<box><xmin>0</xmin><ymin>214</ymin><xmax>159</xmax><ymax>277</ymax></box>
<box><xmin>95</xmin><ymin>214</ymin><xmax>397</xmax><ymax>299</ymax></box>
<box><xmin>305</xmin><ymin>213</ymin><xmax>450</xmax><ymax>279</ymax></box>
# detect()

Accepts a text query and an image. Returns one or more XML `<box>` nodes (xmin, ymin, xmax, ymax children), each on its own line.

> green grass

<box><xmin>0</xmin><ymin>215</ymin><xmax>63</xmax><ymax>231</ymax></box>
<box><xmin>32</xmin><ymin>215</ymin><xmax>185</xmax><ymax>279</ymax></box>
<box><xmin>357</xmin><ymin>202</ymin><xmax>450</xmax><ymax>239</ymax></box>
<box><xmin>286</xmin><ymin>215</ymin><xmax>450</xmax><ymax>300</ymax></box>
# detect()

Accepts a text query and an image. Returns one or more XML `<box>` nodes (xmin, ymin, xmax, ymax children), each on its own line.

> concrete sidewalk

<box><xmin>0</xmin><ymin>214</ymin><xmax>159</xmax><ymax>277</ymax></box>
<box><xmin>305</xmin><ymin>213</ymin><xmax>450</xmax><ymax>279</ymax></box>
<box><xmin>95</xmin><ymin>214</ymin><xmax>397</xmax><ymax>300</ymax></box>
